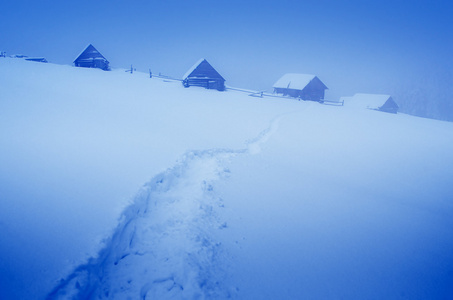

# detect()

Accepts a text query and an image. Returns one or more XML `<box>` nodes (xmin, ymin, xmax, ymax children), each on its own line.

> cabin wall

<box><xmin>74</xmin><ymin>45</ymin><xmax>110</xmax><ymax>71</ymax></box>
<box><xmin>274</xmin><ymin>86</ymin><xmax>325</xmax><ymax>101</ymax></box>
<box><xmin>274</xmin><ymin>88</ymin><xmax>298</xmax><ymax>98</ymax></box>
<box><xmin>25</xmin><ymin>58</ymin><xmax>48</xmax><ymax>63</ymax></box>
<box><xmin>379</xmin><ymin>99</ymin><xmax>399</xmax><ymax>114</ymax></box>
<box><xmin>302</xmin><ymin>78</ymin><xmax>326</xmax><ymax>101</ymax></box>
<box><xmin>183</xmin><ymin>59</ymin><xmax>225</xmax><ymax>91</ymax></box>
<box><xmin>75</xmin><ymin>59</ymin><xmax>109</xmax><ymax>71</ymax></box>
<box><xmin>301</xmin><ymin>85</ymin><xmax>325</xmax><ymax>101</ymax></box>
<box><xmin>184</xmin><ymin>78</ymin><xmax>225</xmax><ymax>91</ymax></box>
<box><xmin>274</xmin><ymin>77</ymin><xmax>327</xmax><ymax>101</ymax></box>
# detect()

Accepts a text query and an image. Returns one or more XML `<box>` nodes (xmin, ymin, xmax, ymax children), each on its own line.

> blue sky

<box><xmin>1</xmin><ymin>0</ymin><xmax>452</xmax><ymax>100</ymax></box>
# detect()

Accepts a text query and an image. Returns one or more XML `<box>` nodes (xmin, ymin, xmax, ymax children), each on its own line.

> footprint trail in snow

<box><xmin>47</xmin><ymin>117</ymin><xmax>281</xmax><ymax>299</ymax></box>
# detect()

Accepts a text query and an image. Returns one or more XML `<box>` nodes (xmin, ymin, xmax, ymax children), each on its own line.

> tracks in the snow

<box><xmin>47</xmin><ymin>116</ymin><xmax>285</xmax><ymax>300</ymax></box>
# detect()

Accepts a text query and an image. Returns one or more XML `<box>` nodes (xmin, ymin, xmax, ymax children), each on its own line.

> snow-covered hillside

<box><xmin>1</xmin><ymin>58</ymin><xmax>453</xmax><ymax>299</ymax></box>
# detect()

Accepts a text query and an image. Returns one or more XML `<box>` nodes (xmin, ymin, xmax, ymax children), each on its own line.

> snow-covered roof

<box><xmin>273</xmin><ymin>73</ymin><xmax>317</xmax><ymax>90</ymax></box>
<box><xmin>183</xmin><ymin>58</ymin><xmax>205</xmax><ymax>79</ymax></box>
<box><xmin>343</xmin><ymin>93</ymin><xmax>392</xmax><ymax>109</ymax></box>
<box><xmin>182</xmin><ymin>58</ymin><xmax>225</xmax><ymax>81</ymax></box>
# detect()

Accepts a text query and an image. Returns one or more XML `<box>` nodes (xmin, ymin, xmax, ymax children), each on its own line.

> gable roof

<box><xmin>273</xmin><ymin>73</ymin><xmax>327</xmax><ymax>90</ymax></box>
<box><xmin>344</xmin><ymin>93</ymin><xmax>396</xmax><ymax>109</ymax></box>
<box><xmin>73</xmin><ymin>44</ymin><xmax>108</xmax><ymax>63</ymax></box>
<box><xmin>183</xmin><ymin>59</ymin><xmax>225</xmax><ymax>81</ymax></box>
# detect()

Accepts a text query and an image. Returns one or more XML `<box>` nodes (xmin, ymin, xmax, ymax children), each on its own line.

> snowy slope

<box><xmin>0</xmin><ymin>58</ymin><xmax>304</xmax><ymax>299</ymax></box>
<box><xmin>1</xmin><ymin>58</ymin><xmax>453</xmax><ymax>299</ymax></box>
<box><xmin>218</xmin><ymin>108</ymin><xmax>453</xmax><ymax>299</ymax></box>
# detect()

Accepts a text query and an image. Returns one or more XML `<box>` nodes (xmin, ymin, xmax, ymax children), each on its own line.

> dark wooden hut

<box><xmin>378</xmin><ymin>97</ymin><xmax>399</xmax><ymax>114</ymax></box>
<box><xmin>273</xmin><ymin>73</ymin><xmax>328</xmax><ymax>102</ymax></box>
<box><xmin>182</xmin><ymin>59</ymin><xmax>225</xmax><ymax>91</ymax></box>
<box><xmin>73</xmin><ymin>44</ymin><xmax>110</xmax><ymax>71</ymax></box>
<box><xmin>25</xmin><ymin>57</ymin><xmax>48</xmax><ymax>63</ymax></box>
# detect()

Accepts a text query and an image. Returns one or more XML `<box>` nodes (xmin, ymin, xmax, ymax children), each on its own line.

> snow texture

<box><xmin>47</xmin><ymin>150</ymin><xmax>237</xmax><ymax>299</ymax></box>
<box><xmin>343</xmin><ymin>93</ymin><xmax>393</xmax><ymax>109</ymax></box>
<box><xmin>1</xmin><ymin>58</ymin><xmax>453</xmax><ymax>300</ymax></box>
<box><xmin>272</xmin><ymin>73</ymin><xmax>316</xmax><ymax>90</ymax></box>
<box><xmin>47</xmin><ymin>114</ymin><xmax>284</xmax><ymax>299</ymax></box>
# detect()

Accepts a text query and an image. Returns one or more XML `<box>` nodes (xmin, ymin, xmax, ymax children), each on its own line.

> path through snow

<box><xmin>47</xmin><ymin>116</ymin><xmax>282</xmax><ymax>299</ymax></box>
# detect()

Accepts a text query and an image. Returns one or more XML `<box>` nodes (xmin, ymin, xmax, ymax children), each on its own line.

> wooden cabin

<box><xmin>342</xmin><ymin>93</ymin><xmax>399</xmax><ymax>114</ymax></box>
<box><xmin>25</xmin><ymin>57</ymin><xmax>48</xmax><ymax>63</ymax></box>
<box><xmin>182</xmin><ymin>59</ymin><xmax>225</xmax><ymax>91</ymax></box>
<box><xmin>273</xmin><ymin>73</ymin><xmax>328</xmax><ymax>102</ymax></box>
<box><xmin>73</xmin><ymin>44</ymin><xmax>110</xmax><ymax>71</ymax></box>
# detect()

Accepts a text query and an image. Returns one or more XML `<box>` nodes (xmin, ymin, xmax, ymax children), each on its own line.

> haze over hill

<box><xmin>1</xmin><ymin>0</ymin><xmax>452</xmax><ymax>121</ymax></box>
<box><xmin>1</xmin><ymin>58</ymin><xmax>453</xmax><ymax>299</ymax></box>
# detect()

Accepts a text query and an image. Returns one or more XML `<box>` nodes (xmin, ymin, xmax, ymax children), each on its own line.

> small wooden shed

<box><xmin>74</xmin><ymin>44</ymin><xmax>110</xmax><ymax>71</ymax></box>
<box><xmin>273</xmin><ymin>73</ymin><xmax>328</xmax><ymax>102</ymax></box>
<box><xmin>182</xmin><ymin>59</ymin><xmax>225</xmax><ymax>91</ymax></box>
<box><xmin>342</xmin><ymin>93</ymin><xmax>399</xmax><ymax>114</ymax></box>
<box><xmin>25</xmin><ymin>57</ymin><xmax>48</xmax><ymax>63</ymax></box>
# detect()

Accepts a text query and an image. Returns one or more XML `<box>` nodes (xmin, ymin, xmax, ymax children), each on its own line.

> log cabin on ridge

<box><xmin>341</xmin><ymin>93</ymin><xmax>399</xmax><ymax>114</ymax></box>
<box><xmin>273</xmin><ymin>73</ymin><xmax>328</xmax><ymax>102</ymax></box>
<box><xmin>182</xmin><ymin>59</ymin><xmax>225</xmax><ymax>91</ymax></box>
<box><xmin>73</xmin><ymin>44</ymin><xmax>110</xmax><ymax>71</ymax></box>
